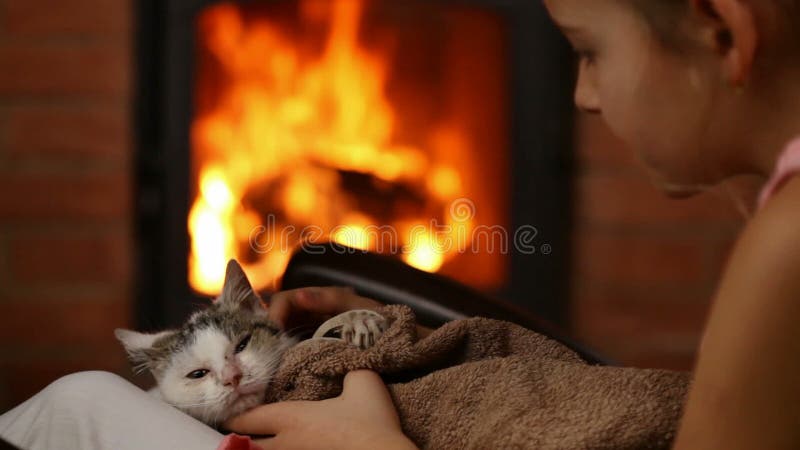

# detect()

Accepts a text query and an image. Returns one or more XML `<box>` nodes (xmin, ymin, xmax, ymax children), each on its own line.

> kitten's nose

<box><xmin>221</xmin><ymin>365</ymin><xmax>243</xmax><ymax>387</ymax></box>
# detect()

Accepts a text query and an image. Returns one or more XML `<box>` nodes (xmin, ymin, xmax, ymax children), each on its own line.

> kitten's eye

<box><xmin>186</xmin><ymin>369</ymin><xmax>209</xmax><ymax>379</ymax></box>
<box><xmin>235</xmin><ymin>334</ymin><xmax>252</xmax><ymax>354</ymax></box>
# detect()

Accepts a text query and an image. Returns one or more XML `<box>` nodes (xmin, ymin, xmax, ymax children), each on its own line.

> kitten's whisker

<box><xmin>240</xmin><ymin>379</ymin><xmax>274</xmax><ymax>390</ymax></box>
<box><xmin>173</xmin><ymin>400</ymin><xmax>223</xmax><ymax>408</ymax></box>
<box><xmin>174</xmin><ymin>392</ymin><xmax>231</xmax><ymax>409</ymax></box>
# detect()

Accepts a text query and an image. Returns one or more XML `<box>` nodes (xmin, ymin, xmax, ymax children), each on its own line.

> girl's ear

<box><xmin>216</xmin><ymin>259</ymin><xmax>268</xmax><ymax>318</ymax></box>
<box><xmin>692</xmin><ymin>0</ymin><xmax>758</xmax><ymax>85</ymax></box>
<box><xmin>114</xmin><ymin>329</ymin><xmax>177</xmax><ymax>373</ymax></box>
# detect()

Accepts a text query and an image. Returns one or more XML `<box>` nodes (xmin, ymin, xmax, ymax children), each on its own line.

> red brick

<box><xmin>0</xmin><ymin>298</ymin><xmax>130</xmax><ymax>346</ymax></box>
<box><xmin>571</xmin><ymin>286</ymin><xmax>711</xmax><ymax>341</ymax></box>
<box><xmin>574</xmin><ymin>173</ymin><xmax>746</xmax><ymax>228</ymax></box>
<box><xmin>570</xmin><ymin>278</ymin><xmax>707</xmax><ymax>370</ymax></box>
<box><xmin>0</xmin><ymin>171</ymin><xmax>130</xmax><ymax>220</ymax></box>
<box><xmin>9</xmin><ymin>234</ymin><xmax>131</xmax><ymax>284</ymax></box>
<box><xmin>576</xmin><ymin>324</ymin><xmax>701</xmax><ymax>370</ymax></box>
<box><xmin>572</xmin><ymin>230</ymin><xmax>710</xmax><ymax>286</ymax></box>
<box><xmin>706</xmin><ymin>236</ymin><xmax>739</xmax><ymax>283</ymax></box>
<box><xmin>0</xmin><ymin>235</ymin><xmax>9</xmax><ymax>286</ymax></box>
<box><xmin>0</xmin><ymin>378</ymin><xmax>8</xmax><ymax>412</ymax></box>
<box><xmin>6</xmin><ymin>105</ymin><xmax>130</xmax><ymax>159</ymax></box>
<box><xmin>0</xmin><ymin>42</ymin><xmax>130</xmax><ymax>98</ymax></box>
<box><xmin>2</xmin><ymin>0</ymin><xmax>131</xmax><ymax>36</ymax></box>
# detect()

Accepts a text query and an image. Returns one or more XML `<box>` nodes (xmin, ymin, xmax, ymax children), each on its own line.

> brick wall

<box><xmin>570</xmin><ymin>113</ymin><xmax>751</xmax><ymax>370</ymax></box>
<box><xmin>0</xmin><ymin>0</ymin><xmax>133</xmax><ymax>412</ymax></box>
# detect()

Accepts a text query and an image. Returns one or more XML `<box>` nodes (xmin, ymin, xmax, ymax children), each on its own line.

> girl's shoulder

<box><xmin>745</xmin><ymin>174</ymin><xmax>800</xmax><ymax>268</ymax></box>
<box><xmin>674</xmin><ymin>161</ymin><xmax>800</xmax><ymax>449</ymax></box>
<box><xmin>748</xmin><ymin>135</ymin><xmax>800</xmax><ymax>261</ymax></box>
<box><xmin>742</xmin><ymin>136</ymin><xmax>800</xmax><ymax>275</ymax></box>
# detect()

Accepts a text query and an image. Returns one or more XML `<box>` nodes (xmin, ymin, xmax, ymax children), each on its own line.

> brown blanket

<box><xmin>264</xmin><ymin>305</ymin><xmax>690</xmax><ymax>449</ymax></box>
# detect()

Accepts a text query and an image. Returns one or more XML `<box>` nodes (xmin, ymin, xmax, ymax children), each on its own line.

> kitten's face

<box><xmin>116</xmin><ymin>260</ymin><xmax>295</xmax><ymax>425</ymax></box>
<box><xmin>156</xmin><ymin>307</ymin><xmax>294</xmax><ymax>424</ymax></box>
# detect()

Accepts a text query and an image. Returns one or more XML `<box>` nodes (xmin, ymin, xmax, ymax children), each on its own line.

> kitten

<box><xmin>115</xmin><ymin>260</ymin><xmax>385</xmax><ymax>425</ymax></box>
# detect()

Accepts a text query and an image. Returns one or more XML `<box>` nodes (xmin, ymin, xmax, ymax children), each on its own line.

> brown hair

<box><xmin>628</xmin><ymin>0</ymin><xmax>686</xmax><ymax>41</ymax></box>
<box><xmin>627</xmin><ymin>0</ymin><xmax>800</xmax><ymax>52</ymax></box>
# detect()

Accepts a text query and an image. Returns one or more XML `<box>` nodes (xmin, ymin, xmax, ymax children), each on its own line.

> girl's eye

<box><xmin>186</xmin><ymin>369</ymin><xmax>209</xmax><ymax>379</ymax></box>
<box><xmin>235</xmin><ymin>334</ymin><xmax>252</xmax><ymax>354</ymax></box>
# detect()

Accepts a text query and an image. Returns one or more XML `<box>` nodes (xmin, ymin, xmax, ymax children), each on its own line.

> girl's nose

<box><xmin>221</xmin><ymin>364</ymin><xmax>243</xmax><ymax>387</ymax></box>
<box><xmin>575</xmin><ymin>82</ymin><xmax>601</xmax><ymax>114</ymax></box>
<box><xmin>574</xmin><ymin>63</ymin><xmax>601</xmax><ymax>114</ymax></box>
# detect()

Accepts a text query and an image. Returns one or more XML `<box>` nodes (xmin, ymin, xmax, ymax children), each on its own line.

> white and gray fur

<box><xmin>116</xmin><ymin>260</ymin><xmax>386</xmax><ymax>426</ymax></box>
<box><xmin>115</xmin><ymin>260</ymin><xmax>295</xmax><ymax>425</ymax></box>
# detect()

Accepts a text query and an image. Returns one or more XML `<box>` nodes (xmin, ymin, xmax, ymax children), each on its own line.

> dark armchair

<box><xmin>279</xmin><ymin>243</ymin><xmax>609</xmax><ymax>365</ymax></box>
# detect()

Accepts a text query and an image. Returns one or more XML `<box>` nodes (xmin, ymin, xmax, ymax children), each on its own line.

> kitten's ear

<box><xmin>217</xmin><ymin>259</ymin><xmax>267</xmax><ymax>317</ymax></box>
<box><xmin>114</xmin><ymin>329</ymin><xmax>176</xmax><ymax>373</ymax></box>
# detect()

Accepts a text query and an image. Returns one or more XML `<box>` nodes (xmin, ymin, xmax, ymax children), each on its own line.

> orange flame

<box><xmin>189</xmin><ymin>0</ymin><xmax>477</xmax><ymax>295</ymax></box>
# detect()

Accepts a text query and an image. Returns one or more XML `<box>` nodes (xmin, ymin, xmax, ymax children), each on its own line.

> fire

<box><xmin>404</xmin><ymin>231</ymin><xmax>445</xmax><ymax>273</ymax></box>
<box><xmin>188</xmin><ymin>169</ymin><xmax>235</xmax><ymax>293</ymax></box>
<box><xmin>189</xmin><ymin>0</ymin><xmax>477</xmax><ymax>295</ymax></box>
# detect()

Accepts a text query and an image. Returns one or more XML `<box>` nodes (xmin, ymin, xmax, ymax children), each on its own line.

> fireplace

<box><xmin>135</xmin><ymin>0</ymin><xmax>575</xmax><ymax>329</ymax></box>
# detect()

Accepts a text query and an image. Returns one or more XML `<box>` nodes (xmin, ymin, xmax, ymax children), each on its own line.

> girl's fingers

<box><xmin>268</xmin><ymin>288</ymin><xmax>327</xmax><ymax>326</ymax></box>
<box><xmin>268</xmin><ymin>287</ymin><xmax>381</xmax><ymax>329</ymax></box>
<box><xmin>340</xmin><ymin>371</ymin><xmax>404</xmax><ymax>430</ymax></box>
<box><xmin>267</xmin><ymin>288</ymin><xmax>314</xmax><ymax>327</ymax></box>
<box><xmin>224</xmin><ymin>401</ymin><xmax>306</xmax><ymax>435</ymax></box>
<box><xmin>272</xmin><ymin>288</ymin><xmax>334</xmax><ymax>313</ymax></box>
<box><xmin>342</xmin><ymin>370</ymin><xmax>393</xmax><ymax>405</ymax></box>
<box><xmin>293</xmin><ymin>288</ymin><xmax>325</xmax><ymax>309</ymax></box>
<box><xmin>265</xmin><ymin>296</ymin><xmax>289</xmax><ymax>328</ymax></box>
<box><xmin>296</xmin><ymin>286</ymin><xmax>365</xmax><ymax>312</ymax></box>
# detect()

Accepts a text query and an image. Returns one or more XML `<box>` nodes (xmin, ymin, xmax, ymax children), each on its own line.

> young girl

<box><xmin>228</xmin><ymin>1</ymin><xmax>800</xmax><ymax>448</ymax></box>
<box><xmin>2</xmin><ymin>0</ymin><xmax>799</xmax><ymax>449</ymax></box>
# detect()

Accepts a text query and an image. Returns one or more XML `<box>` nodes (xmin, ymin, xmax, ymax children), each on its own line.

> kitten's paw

<box><xmin>312</xmin><ymin>310</ymin><xmax>387</xmax><ymax>349</ymax></box>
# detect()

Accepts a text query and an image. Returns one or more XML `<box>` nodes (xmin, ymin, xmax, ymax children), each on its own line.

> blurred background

<box><xmin>0</xmin><ymin>0</ymin><xmax>747</xmax><ymax>413</ymax></box>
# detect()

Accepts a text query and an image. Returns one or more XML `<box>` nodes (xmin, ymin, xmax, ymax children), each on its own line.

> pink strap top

<box><xmin>757</xmin><ymin>136</ymin><xmax>800</xmax><ymax>211</ymax></box>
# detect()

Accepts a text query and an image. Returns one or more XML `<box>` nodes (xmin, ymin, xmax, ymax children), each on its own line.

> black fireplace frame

<box><xmin>134</xmin><ymin>0</ymin><xmax>576</xmax><ymax>330</ymax></box>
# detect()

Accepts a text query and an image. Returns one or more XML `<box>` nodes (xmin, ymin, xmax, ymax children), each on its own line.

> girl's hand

<box><xmin>267</xmin><ymin>287</ymin><xmax>382</xmax><ymax>330</ymax></box>
<box><xmin>224</xmin><ymin>370</ymin><xmax>418</xmax><ymax>450</ymax></box>
<box><xmin>268</xmin><ymin>287</ymin><xmax>434</xmax><ymax>338</ymax></box>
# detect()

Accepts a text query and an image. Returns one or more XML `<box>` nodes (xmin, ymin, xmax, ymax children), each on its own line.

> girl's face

<box><xmin>545</xmin><ymin>0</ymin><xmax>727</xmax><ymax>196</ymax></box>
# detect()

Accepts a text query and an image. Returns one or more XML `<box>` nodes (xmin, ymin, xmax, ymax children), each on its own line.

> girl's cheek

<box><xmin>594</xmin><ymin>73</ymin><xmax>634</xmax><ymax>137</ymax></box>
